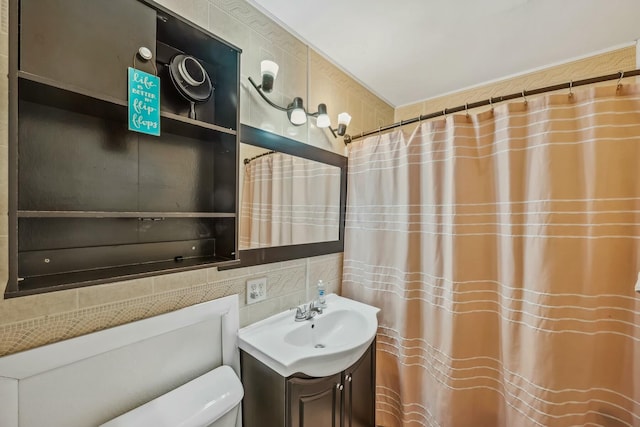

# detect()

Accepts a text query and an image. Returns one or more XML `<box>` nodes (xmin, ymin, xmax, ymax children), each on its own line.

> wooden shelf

<box><xmin>161</xmin><ymin>110</ymin><xmax>236</xmax><ymax>137</ymax></box>
<box><xmin>17</xmin><ymin>237</ymin><xmax>227</xmax><ymax>283</ymax></box>
<box><xmin>18</xmin><ymin>71</ymin><xmax>127</xmax><ymax>121</ymax></box>
<box><xmin>17</xmin><ymin>71</ymin><xmax>237</xmax><ymax>139</ymax></box>
<box><xmin>9</xmin><ymin>255</ymin><xmax>240</xmax><ymax>297</ymax></box>
<box><xmin>18</xmin><ymin>210</ymin><xmax>236</xmax><ymax>219</ymax></box>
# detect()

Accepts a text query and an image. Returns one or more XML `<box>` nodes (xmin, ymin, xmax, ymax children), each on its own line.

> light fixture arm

<box><xmin>248</xmin><ymin>76</ymin><xmax>290</xmax><ymax>112</ymax></box>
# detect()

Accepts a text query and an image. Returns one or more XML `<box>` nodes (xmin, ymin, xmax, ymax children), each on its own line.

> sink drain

<box><xmin>314</xmin><ymin>344</ymin><xmax>325</xmax><ymax>349</ymax></box>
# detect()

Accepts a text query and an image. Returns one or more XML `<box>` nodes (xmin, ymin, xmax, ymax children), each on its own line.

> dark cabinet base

<box><xmin>288</xmin><ymin>373</ymin><xmax>342</xmax><ymax>427</ymax></box>
<box><xmin>241</xmin><ymin>341</ymin><xmax>376</xmax><ymax>427</ymax></box>
<box><xmin>344</xmin><ymin>343</ymin><xmax>376</xmax><ymax>427</ymax></box>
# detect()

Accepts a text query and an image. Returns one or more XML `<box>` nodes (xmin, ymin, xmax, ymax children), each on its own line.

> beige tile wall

<box><xmin>309</xmin><ymin>50</ymin><xmax>395</xmax><ymax>154</ymax></box>
<box><xmin>0</xmin><ymin>0</ymin><xmax>392</xmax><ymax>357</ymax></box>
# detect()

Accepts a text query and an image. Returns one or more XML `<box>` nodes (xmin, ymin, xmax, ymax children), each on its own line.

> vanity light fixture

<box><xmin>248</xmin><ymin>60</ymin><xmax>351</xmax><ymax>138</ymax></box>
<box><xmin>260</xmin><ymin>60</ymin><xmax>279</xmax><ymax>93</ymax></box>
<box><xmin>315</xmin><ymin>103</ymin><xmax>331</xmax><ymax>128</ymax></box>
<box><xmin>335</xmin><ymin>112</ymin><xmax>352</xmax><ymax>136</ymax></box>
<box><xmin>287</xmin><ymin>97</ymin><xmax>307</xmax><ymax>125</ymax></box>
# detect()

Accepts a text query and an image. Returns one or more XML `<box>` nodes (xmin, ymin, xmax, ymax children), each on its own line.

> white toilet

<box><xmin>100</xmin><ymin>365</ymin><xmax>243</xmax><ymax>427</ymax></box>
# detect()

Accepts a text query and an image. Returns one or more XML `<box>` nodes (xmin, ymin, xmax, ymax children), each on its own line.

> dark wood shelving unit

<box><xmin>7</xmin><ymin>0</ymin><xmax>241</xmax><ymax>297</ymax></box>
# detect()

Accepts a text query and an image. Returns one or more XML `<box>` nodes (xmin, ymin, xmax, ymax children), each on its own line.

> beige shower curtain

<box><xmin>343</xmin><ymin>84</ymin><xmax>640</xmax><ymax>426</ymax></box>
<box><xmin>240</xmin><ymin>152</ymin><xmax>341</xmax><ymax>248</ymax></box>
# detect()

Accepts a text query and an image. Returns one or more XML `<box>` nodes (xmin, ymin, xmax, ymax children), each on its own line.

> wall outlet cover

<box><xmin>246</xmin><ymin>277</ymin><xmax>267</xmax><ymax>304</ymax></box>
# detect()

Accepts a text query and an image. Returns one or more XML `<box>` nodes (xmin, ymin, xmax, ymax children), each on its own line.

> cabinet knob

<box><xmin>336</xmin><ymin>383</ymin><xmax>344</xmax><ymax>391</ymax></box>
<box><xmin>346</xmin><ymin>375</ymin><xmax>352</xmax><ymax>382</ymax></box>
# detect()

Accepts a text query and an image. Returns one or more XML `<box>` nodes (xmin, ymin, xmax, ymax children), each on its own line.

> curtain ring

<box><xmin>568</xmin><ymin>80</ymin><xmax>574</xmax><ymax>98</ymax></box>
<box><xmin>616</xmin><ymin>70</ymin><xmax>625</xmax><ymax>91</ymax></box>
<box><xmin>522</xmin><ymin>90</ymin><xmax>528</xmax><ymax>106</ymax></box>
<box><xmin>465</xmin><ymin>103</ymin><xmax>470</xmax><ymax>119</ymax></box>
<box><xmin>489</xmin><ymin>97</ymin><xmax>494</xmax><ymax>114</ymax></box>
<box><xmin>442</xmin><ymin>108</ymin><xmax>447</xmax><ymax>119</ymax></box>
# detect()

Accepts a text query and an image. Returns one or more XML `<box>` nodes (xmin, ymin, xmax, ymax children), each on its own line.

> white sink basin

<box><xmin>283</xmin><ymin>309</ymin><xmax>369</xmax><ymax>348</ymax></box>
<box><xmin>238</xmin><ymin>294</ymin><xmax>380</xmax><ymax>377</ymax></box>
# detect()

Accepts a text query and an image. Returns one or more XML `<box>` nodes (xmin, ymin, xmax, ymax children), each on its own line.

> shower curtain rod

<box><xmin>244</xmin><ymin>150</ymin><xmax>276</xmax><ymax>165</ymax></box>
<box><xmin>344</xmin><ymin>68</ymin><xmax>640</xmax><ymax>144</ymax></box>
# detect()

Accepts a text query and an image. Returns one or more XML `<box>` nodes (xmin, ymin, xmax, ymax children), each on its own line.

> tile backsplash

<box><xmin>0</xmin><ymin>254</ymin><xmax>343</xmax><ymax>356</ymax></box>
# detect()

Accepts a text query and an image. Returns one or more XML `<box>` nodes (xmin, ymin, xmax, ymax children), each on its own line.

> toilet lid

<box><xmin>100</xmin><ymin>365</ymin><xmax>243</xmax><ymax>427</ymax></box>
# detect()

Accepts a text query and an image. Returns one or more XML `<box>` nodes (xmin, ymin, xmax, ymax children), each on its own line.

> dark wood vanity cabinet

<box><xmin>288</xmin><ymin>373</ymin><xmax>343</xmax><ymax>427</ymax></box>
<box><xmin>343</xmin><ymin>344</ymin><xmax>376</xmax><ymax>427</ymax></box>
<box><xmin>7</xmin><ymin>0</ymin><xmax>241</xmax><ymax>296</ymax></box>
<box><xmin>241</xmin><ymin>342</ymin><xmax>376</xmax><ymax>427</ymax></box>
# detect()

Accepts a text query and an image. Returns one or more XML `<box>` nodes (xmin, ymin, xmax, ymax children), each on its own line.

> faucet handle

<box><xmin>309</xmin><ymin>300</ymin><xmax>323</xmax><ymax>314</ymax></box>
<box><xmin>294</xmin><ymin>305</ymin><xmax>308</xmax><ymax>321</ymax></box>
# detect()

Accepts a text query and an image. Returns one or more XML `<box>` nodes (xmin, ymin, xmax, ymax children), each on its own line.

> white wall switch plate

<box><xmin>246</xmin><ymin>277</ymin><xmax>267</xmax><ymax>304</ymax></box>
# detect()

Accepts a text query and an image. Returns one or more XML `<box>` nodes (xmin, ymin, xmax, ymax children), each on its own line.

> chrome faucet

<box><xmin>294</xmin><ymin>304</ymin><xmax>314</xmax><ymax>321</ymax></box>
<box><xmin>309</xmin><ymin>300</ymin><xmax>323</xmax><ymax>315</ymax></box>
<box><xmin>294</xmin><ymin>300</ymin><xmax>323</xmax><ymax>321</ymax></box>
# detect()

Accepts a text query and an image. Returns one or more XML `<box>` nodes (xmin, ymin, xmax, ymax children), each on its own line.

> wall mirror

<box><xmin>224</xmin><ymin>125</ymin><xmax>347</xmax><ymax>268</ymax></box>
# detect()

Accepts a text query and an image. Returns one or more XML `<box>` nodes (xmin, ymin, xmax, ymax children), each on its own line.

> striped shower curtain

<box><xmin>240</xmin><ymin>152</ymin><xmax>341</xmax><ymax>249</ymax></box>
<box><xmin>342</xmin><ymin>84</ymin><xmax>640</xmax><ymax>426</ymax></box>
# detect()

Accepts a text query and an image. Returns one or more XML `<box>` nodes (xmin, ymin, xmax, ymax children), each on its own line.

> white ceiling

<box><xmin>247</xmin><ymin>0</ymin><xmax>640</xmax><ymax>107</ymax></box>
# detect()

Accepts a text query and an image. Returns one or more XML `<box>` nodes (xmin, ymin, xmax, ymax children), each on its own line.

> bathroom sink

<box><xmin>238</xmin><ymin>294</ymin><xmax>380</xmax><ymax>377</ymax></box>
<box><xmin>283</xmin><ymin>309</ymin><xmax>369</xmax><ymax>348</ymax></box>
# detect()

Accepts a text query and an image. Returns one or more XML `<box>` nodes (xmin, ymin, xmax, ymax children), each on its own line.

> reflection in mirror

<box><xmin>239</xmin><ymin>147</ymin><xmax>341</xmax><ymax>249</ymax></box>
<box><xmin>220</xmin><ymin>124</ymin><xmax>346</xmax><ymax>270</ymax></box>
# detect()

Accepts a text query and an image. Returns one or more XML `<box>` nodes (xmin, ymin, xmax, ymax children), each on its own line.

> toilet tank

<box><xmin>100</xmin><ymin>365</ymin><xmax>243</xmax><ymax>427</ymax></box>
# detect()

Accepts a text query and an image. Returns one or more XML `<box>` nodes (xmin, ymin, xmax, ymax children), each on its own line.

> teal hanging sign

<box><xmin>128</xmin><ymin>67</ymin><xmax>161</xmax><ymax>136</ymax></box>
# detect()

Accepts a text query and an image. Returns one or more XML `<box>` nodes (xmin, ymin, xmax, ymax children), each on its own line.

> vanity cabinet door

<box><xmin>344</xmin><ymin>344</ymin><xmax>376</xmax><ymax>427</ymax></box>
<box><xmin>20</xmin><ymin>0</ymin><xmax>157</xmax><ymax>101</ymax></box>
<box><xmin>287</xmin><ymin>373</ymin><xmax>343</xmax><ymax>427</ymax></box>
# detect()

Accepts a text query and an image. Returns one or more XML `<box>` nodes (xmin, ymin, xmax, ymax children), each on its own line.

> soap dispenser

<box><xmin>317</xmin><ymin>279</ymin><xmax>327</xmax><ymax>308</ymax></box>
